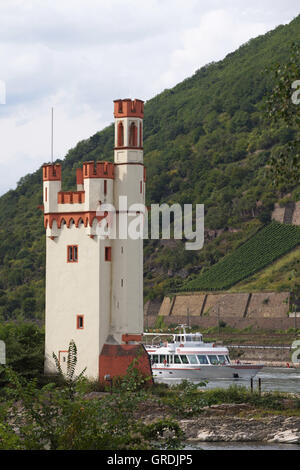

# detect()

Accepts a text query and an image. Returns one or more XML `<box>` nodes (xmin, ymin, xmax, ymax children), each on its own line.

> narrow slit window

<box><xmin>45</xmin><ymin>187</ymin><xmax>47</xmax><ymax>202</ymax></box>
<box><xmin>104</xmin><ymin>179</ymin><xmax>107</xmax><ymax>195</ymax></box>
<box><xmin>67</xmin><ymin>245</ymin><xmax>78</xmax><ymax>263</ymax></box>
<box><xmin>77</xmin><ymin>315</ymin><xmax>84</xmax><ymax>329</ymax></box>
<box><xmin>105</xmin><ymin>246</ymin><xmax>111</xmax><ymax>261</ymax></box>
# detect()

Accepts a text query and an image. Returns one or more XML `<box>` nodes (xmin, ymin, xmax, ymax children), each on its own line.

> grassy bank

<box><xmin>0</xmin><ymin>362</ymin><xmax>300</xmax><ymax>450</ymax></box>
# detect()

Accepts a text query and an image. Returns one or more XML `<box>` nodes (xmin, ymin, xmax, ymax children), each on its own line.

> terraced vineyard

<box><xmin>179</xmin><ymin>223</ymin><xmax>300</xmax><ymax>292</ymax></box>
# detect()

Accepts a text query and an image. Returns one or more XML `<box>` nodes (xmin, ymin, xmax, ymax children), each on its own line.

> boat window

<box><xmin>208</xmin><ymin>355</ymin><xmax>219</xmax><ymax>365</ymax></box>
<box><xmin>152</xmin><ymin>355</ymin><xmax>159</xmax><ymax>364</ymax></box>
<box><xmin>174</xmin><ymin>355</ymin><xmax>181</xmax><ymax>364</ymax></box>
<box><xmin>186</xmin><ymin>335</ymin><xmax>192</xmax><ymax>342</ymax></box>
<box><xmin>217</xmin><ymin>355</ymin><xmax>227</xmax><ymax>364</ymax></box>
<box><xmin>175</xmin><ymin>336</ymin><xmax>180</xmax><ymax>342</ymax></box>
<box><xmin>180</xmin><ymin>355</ymin><xmax>189</xmax><ymax>364</ymax></box>
<box><xmin>188</xmin><ymin>355</ymin><xmax>198</xmax><ymax>364</ymax></box>
<box><xmin>160</xmin><ymin>355</ymin><xmax>166</xmax><ymax>363</ymax></box>
<box><xmin>169</xmin><ymin>355</ymin><xmax>173</xmax><ymax>364</ymax></box>
<box><xmin>197</xmin><ymin>355</ymin><xmax>209</xmax><ymax>364</ymax></box>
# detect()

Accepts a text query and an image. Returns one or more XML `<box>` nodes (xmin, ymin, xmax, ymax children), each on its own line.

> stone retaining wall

<box><xmin>292</xmin><ymin>201</ymin><xmax>300</xmax><ymax>225</ymax></box>
<box><xmin>271</xmin><ymin>200</ymin><xmax>300</xmax><ymax>225</ymax></box>
<box><xmin>144</xmin><ymin>291</ymin><xmax>294</xmax><ymax>330</ymax></box>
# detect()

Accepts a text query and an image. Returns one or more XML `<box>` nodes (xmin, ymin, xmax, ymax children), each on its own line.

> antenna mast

<box><xmin>51</xmin><ymin>107</ymin><xmax>53</xmax><ymax>164</ymax></box>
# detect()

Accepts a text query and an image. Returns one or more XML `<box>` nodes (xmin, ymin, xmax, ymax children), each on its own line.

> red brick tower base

<box><xmin>99</xmin><ymin>343</ymin><xmax>153</xmax><ymax>384</ymax></box>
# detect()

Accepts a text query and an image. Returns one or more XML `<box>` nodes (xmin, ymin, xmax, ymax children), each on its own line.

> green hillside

<box><xmin>178</xmin><ymin>223</ymin><xmax>300</xmax><ymax>292</ymax></box>
<box><xmin>1</xmin><ymin>15</ymin><xmax>300</xmax><ymax>319</ymax></box>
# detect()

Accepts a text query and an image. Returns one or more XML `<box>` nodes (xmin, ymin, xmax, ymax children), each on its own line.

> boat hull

<box><xmin>151</xmin><ymin>364</ymin><xmax>263</xmax><ymax>380</ymax></box>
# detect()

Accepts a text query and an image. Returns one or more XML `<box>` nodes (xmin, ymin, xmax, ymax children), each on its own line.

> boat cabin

<box><xmin>173</xmin><ymin>333</ymin><xmax>203</xmax><ymax>345</ymax></box>
<box><xmin>149</xmin><ymin>353</ymin><xmax>230</xmax><ymax>366</ymax></box>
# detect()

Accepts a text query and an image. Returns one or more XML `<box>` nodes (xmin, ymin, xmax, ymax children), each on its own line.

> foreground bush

<box><xmin>0</xmin><ymin>367</ymin><xmax>183</xmax><ymax>450</ymax></box>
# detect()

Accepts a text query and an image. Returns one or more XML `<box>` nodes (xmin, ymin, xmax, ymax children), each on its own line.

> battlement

<box><xmin>43</xmin><ymin>164</ymin><xmax>62</xmax><ymax>181</ymax></box>
<box><xmin>114</xmin><ymin>99</ymin><xmax>144</xmax><ymax>118</ymax></box>
<box><xmin>57</xmin><ymin>191</ymin><xmax>85</xmax><ymax>204</ymax></box>
<box><xmin>83</xmin><ymin>161</ymin><xmax>114</xmax><ymax>179</ymax></box>
<box><xmin>76</xmin><ymin>168</ymin><xmax>83</xmax><ymax>185</ymax></box>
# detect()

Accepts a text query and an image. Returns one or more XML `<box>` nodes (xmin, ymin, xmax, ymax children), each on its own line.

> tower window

<box><xmin>45</xmin><ymin>187</ymin><xmax>47</xmax><ymax>202</ymax></box>
<box><xmin>117</xmin><ymin>122</ymin><xmax>124</xmax><ymax>147</ymax></box>
<box><xmin>129</xmin><ymin>122</ymin><xmax>137</xmax><ymax>147</ymax></box>
<box><xmin>121</xmin><ymin>279</ymin><xmax>124</xmax><ymax>287</ymax></box>
<box><xmin>104</xmin><ymin>179</ymin><xmax>107</xmax><ymax>195</ymax></box>
<box><xmin>67</xmin><ymin>245</ymin><xmax>78</xmax><ymax>262</ymax></box>
<box><xmin>139</xmin><ymin>122</ymin><xmax>143</xmax><ymax>147</ymax></box>
<box><xmin>77</xmin><ymin>315</ymin><xmax>84</xmax><ymax>329</ymax></box>
<box><xmin>140</xmin><ymin>181</ymin><xmax>143</xmax><ymax>193</ymax></box>
<box><xmin>105</xmin><ymin>246</ymin><xmax>111</xmax><ymax>261</ymax></box>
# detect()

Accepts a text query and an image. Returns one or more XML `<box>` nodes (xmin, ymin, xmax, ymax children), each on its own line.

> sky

<box><xmin>0</xmin><ymin>0</ymin><xmax>299</xmax><ymax>196</ymax></box>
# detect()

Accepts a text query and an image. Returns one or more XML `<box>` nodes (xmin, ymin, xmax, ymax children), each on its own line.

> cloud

<box><xmin>159</xmin><ymin>9</ymin><xmax>270</xmax><ymax>88</ymax></box>
<box><xmin>0</xmin><ymin>0</ymin><xmax>299</xmax><ymax>195</ymax></box>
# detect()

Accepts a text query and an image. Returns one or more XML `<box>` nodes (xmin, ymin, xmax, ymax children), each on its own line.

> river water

<box><xmin>158</xmin><ymin>367</ymin><xmax>300</xmax><ymax>450</ymax></box>
<box><xmin>157</xmin><ymin>367</ymin><xmax>300</xmax><ymax>393</ymax></box>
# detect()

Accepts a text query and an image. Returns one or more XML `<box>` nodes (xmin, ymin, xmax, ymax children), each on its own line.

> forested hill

<box><xmin>1</xmin><ymin>15</ymin><xmax>300</xmax><ymax>320</ymax></box>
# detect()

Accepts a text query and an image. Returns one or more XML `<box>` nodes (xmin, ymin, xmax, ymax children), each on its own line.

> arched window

<box><xmin>117</xmin><ymin>122</ymin><xmax>124</xmax><ymax>147</ymax></box>
<box><xmin>129</xmin><ymin>122</ymin><xmax>137</xmax><ymax>147</ymax></box>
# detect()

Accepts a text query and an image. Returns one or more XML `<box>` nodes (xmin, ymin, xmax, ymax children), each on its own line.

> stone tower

<box><xmin>43</xmin><ymin>99</ymin><xmax>151</xmax><ymax>381</ymax></box>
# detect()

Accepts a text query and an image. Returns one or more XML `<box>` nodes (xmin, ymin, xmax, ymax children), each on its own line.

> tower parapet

<box><xmin>113</xmin><ymin>99</ymin><xmax>144</xmax><ymax>119</ymax></box>
<box><xmin>83</xmin><ymin>161</ymin><xmax>114</xmax><ymax>179</ymax></box>
<box><xmin>43</xmin><ymin>164</ymin><xmax>62</xmax><ymax>181</ymax></box>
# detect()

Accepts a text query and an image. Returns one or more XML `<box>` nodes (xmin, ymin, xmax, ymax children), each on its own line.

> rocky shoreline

<box><xmin>132</xmin><ymin>399</ymin><xmax>300</xmax><ymax>445</ymax></box>
<box><xmin>84</xmin><ymin>391</ymin><xmax>300</xmax><ymax>446</ymax></box>
<box><xmin>179</xmin><ymin>405</ymin><xmax>300</xmax><ymax>444</ymax></box>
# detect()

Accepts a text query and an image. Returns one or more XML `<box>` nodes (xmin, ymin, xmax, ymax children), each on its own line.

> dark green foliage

<box><xmin>265</xmin><ymin>41</ymin><xmax>300</xmax><ymax>186</ymax></box>
<box><xmin>180</xmin><ymin>223</ymin><xmax>300</xmax><ymax>291</ymax></box>
<box><xmin>0</xmin><ymin>321</ymin><xmax>44</xmax><ymax>384</ymax></box>
<box><xmin>0</xmin><ymin>367</ymin><xmax>183</xmax><ymax>450</ymax></box>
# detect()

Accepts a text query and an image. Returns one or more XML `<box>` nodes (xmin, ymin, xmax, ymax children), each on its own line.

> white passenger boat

<box><xmin>144</xmin><ymin>326</ymin><xmax>263</xmax><ymax>380</ymax></box>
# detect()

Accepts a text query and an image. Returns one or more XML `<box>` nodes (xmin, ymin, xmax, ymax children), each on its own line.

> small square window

<box><xmin>77</xmin><ymin>315</ymin><xmax>84</xmax><ymax>329</ymax></box>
